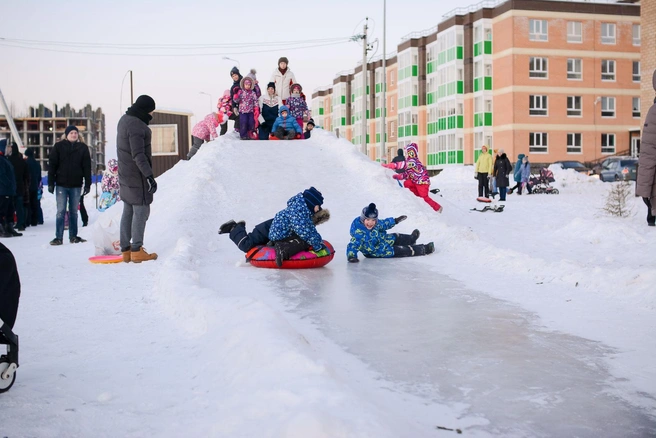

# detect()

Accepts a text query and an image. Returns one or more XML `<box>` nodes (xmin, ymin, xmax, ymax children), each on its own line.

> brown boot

<box><xmin>131</xmin><ymin>247</ymin><xmax>158</xmax><ymax>263</ymax></box>
<box><xmin>122</xmin><ymin>251</ymin><xmax>131</xmax><ymax>263</ymax></box>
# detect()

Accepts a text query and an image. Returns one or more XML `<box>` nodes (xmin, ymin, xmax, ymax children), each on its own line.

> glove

<box><xmin>392</xmin><ymin>174</ymin><xmax>403</xmax><ymax>180</ymax></box>
<box><xmin>348</xmin><ymin>257</ymin><xmax>359</xmax><ymax>263</ymax></box>
<box><xmin>394</xmin><ymin>215</ymin><xmax>407</xmax><ymax>224</ymax></box>
<box><xmin>146</xmin><ymin>176</ymin><xmax>157</xmax><ymax>194</ymax></box>
<box><xmin>381</xmin><ymin>162</ymin><xmax>395</xmax><ymax>169</ymax></box>
<box><xmin>83</xmin><ymin>186</ymin><xmax>90</xmax><ymax>196</ymax></box>
<box><xmin>48</xmin><ymin>185</ymin><xmax>55</xmax><ymax>194</ymax></box>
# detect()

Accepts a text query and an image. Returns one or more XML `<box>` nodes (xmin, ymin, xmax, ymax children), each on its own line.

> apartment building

<box><xmin>0</xmin><ymin>103</ymin><xmax>106</xmax><ymax>172</ymax></box>
<box><xmin>310</xmin><ymin>87</ymin><xmax>331</xmax><ymax>130</ymax></box>
<box><xmin>312</xmin><ymin>0</ymin><xmax>641</xmax><ymax>167</ymax></box>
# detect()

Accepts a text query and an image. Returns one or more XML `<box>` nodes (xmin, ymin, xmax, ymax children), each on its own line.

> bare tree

<box><xmin>602</xmin><ymin>181</ymin><xmax>633</xmax><ymax>217</ymax></box>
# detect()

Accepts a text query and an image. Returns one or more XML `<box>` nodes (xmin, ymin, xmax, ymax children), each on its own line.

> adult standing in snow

<box><xmin>637</xmin><ymin>70</ymin><xmax>656</xmax><ymax>227</ymax></box>
<box><xmin>474</xmin><ymin>145</ymin><xmax>493</xmax><ymax>199</ymax></box>
<box><xmin>220</xmin><ymin>67</ymin><xmax>243</xmax><ymax>136</ymax></box>
<box><xmin>7</xmin><ymin>143</ymin><xmax>30</xmax><ymax>231</ymax></box>
<box><xmin>493</xmin><ymin>148</ymin><xmax>513</xmax><ymax>201</ymax></box>
<box><xmin>0</xmin><ymin>139</ymin><xmax>19</xmax><ymax>238</ymax></box>
<box><xmin>48</xmin><ymin>126</ymin><xmax>91</xmax><ymax>245</ymax></box>
<box><xmin>117</xmin><ymin>95</ymin><xmax>158</xmax><ymax>263</ymax></box>
<box><xmin>270</xmin><ymin>57</ymin><xmax>297</xmax><ymax>105</ymax></box>
<box><xmin>508</xmin><ymin>153</ymin><xmax>525</xmax><ymax>195</ymax></box>
<box><xmin>24</xmin><ymin>148</ymin><xmax>42</xmax><ymax>227</ymax></box>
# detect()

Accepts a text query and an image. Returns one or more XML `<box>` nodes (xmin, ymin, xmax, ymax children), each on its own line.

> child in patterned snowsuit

<box><xmin>286</xmin><ymin>83</ymin><xmax>309</xmax><ymax>132</ymax></box>
<box><xmin>98</xmin><ymin>159</ymin><xmax>120</xmax><ymax>211</ymax></box>
<box><xmin>217</xmin><ymin>90</ymin><xmax>232</xmax><ymax>136</ymax></box>
<box><xmin>233</xmin><ymin>69</ymin><xmax>261</xmax><ymax>140</ymax></box>
<box><xmin>346</xmin><ymin>203</ymin><xmax>434</xmax><ymax>262</ymax></box>
<box><xmin>188</xmin><ymin>112</ymin><xmax>225</xmax><ymax>159</ymax></box>
<box><xmin>382</xmin><ymin>143</ymin><xmax>443</xmax><ymax>212</ymax></box>
<box><xmin>218</xmin><ymin>187</ymin><xmax>329</xmax><ymax>267</ymax></box>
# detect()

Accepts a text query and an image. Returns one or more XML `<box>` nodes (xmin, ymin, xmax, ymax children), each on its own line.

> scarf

<box><xmin>278</xmin><ymin>67</ymin><xmax>288</xmax><ymax>76</ymax></box>
<box><xmin>126</xmin><ymin>106</ymin><xmax>152</xmax><ymax>125</ymax></box>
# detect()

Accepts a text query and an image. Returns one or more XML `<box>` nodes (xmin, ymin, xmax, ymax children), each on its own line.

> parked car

<box><xmin>591</xmin><ymin>156</ymin><xmax>633</xmax><ymax>175</ymax></box>
<box><xmin>553</xmin><ymin>161</ymin><xmax>592</xmax><ymax>175</ymax></box>
<box><xmin>599</xmin><ymin>158</ymin><xmax>638</xmax><ymax>182</ymax></box>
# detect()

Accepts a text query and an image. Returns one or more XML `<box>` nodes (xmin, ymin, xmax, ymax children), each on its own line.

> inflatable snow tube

<box><xmin>89</xmin><ymin>255</ymin><xmax>123</xmax><ymax>264</ymax></box>
<box><xmin>476</xmin><ymin>197</ymin><xmax>492</xmax><ymax>203</ymax></box>
<box><xmin>246</xmin><ymin>240</ymin><xmax>335</xmax><ymax>269</ymax></box>
<box><xmin>269</xmin><ymin>133</ymin><xmax>302</xmax><ymax>140</ymax></box>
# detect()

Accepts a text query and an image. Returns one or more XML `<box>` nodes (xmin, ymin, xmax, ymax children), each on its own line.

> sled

<box><xmin>88</xmin><ymin>255</ymin><xmax>123</xmax><ymax>264</ymax></box>
<box><xmin>269</xmin><ymin>133</ymin><xmax>303</xmax><ymax>141</ymax></box>
<box><xmin>477</xmin><ymin>197</ymin><xmax>492</xmax><ymax>203</ymax></box>
<box><xmin>470</xmin><ymin>205</ymin><xmax>505</xmax><ymax>213</ymax></box>
<box><xmin>245</xmin><ymin>240</ymin><xmax>335</xmax><ymax>269</ymax></box>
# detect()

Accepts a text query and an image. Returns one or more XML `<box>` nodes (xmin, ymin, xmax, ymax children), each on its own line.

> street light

<box><xmin>379</xmin><ymin>0</ymin><xmax>387</xmax><ymax>163</ymax></box>
<box><xmin>222</xmin><ymin>56</ymin><xmax>240</xmax><ymax>68</ymax></box>
<box><xmin>199</xmin><ymin>91</ymin><xmax>213</xmax><ymax>112</ymax></box>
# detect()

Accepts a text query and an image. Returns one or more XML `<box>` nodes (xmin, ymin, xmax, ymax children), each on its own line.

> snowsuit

<box><xmin>384</xmin><ymin>143</ymin><xmax>442</xmax><ymax>212</ymax></box>
<box><xmin>475</xmin><ymin>150</ymin><xmax>493</xmax><ymax>198</ymax></box>
<box><xmin>346</xmin><ymin>217</ymin><xmax>425</xmax><ymax>261</ymax></box>
<box><xmin>272</xmin><ymin>105</ymin><xmax>302</xmax><ymax>139</ymax></box>
<box><xmin>637</xmin><ymin>70</ymin><xmax>656</xmax><ymax>219</ymax></box>
<box><xmin>229</xmin><ymin>219</ymin><xmax>274</xmax><ymax>253</ymax></box>
<box><xmin>259</xmin><ymin>94</ymin><xmax>280</xmax><ymax>140</ymax></box>
<box><xmin>189</xmin><ymin>113</ymin><xmax>220</xmax><ymax>159</ymax></box>
<box><xmin>509</xmin><ymin>153</ymin><xmax>526</xmax><ymax>193</ymax></box>
<box><xmin>99</xmin><ymin>158</ymin><xmax>120</xmax><ymax>211</ymax></box>
<box><xmin>268</xmin><ymin>193</ymin><xmax>324</xmax><ymax>251</ymax></box>
<box><xmin>493</xmin><ymin>153</ymin><xmax>513</xmax><ymax>201</ymax></box>
<box><xmin>518</xmin><ymin>161</ymin><xmax>532</xmax><ymax>194</ymax></box>
<box><xmin>270</xmin><ymin>67</ymin><xmax>297</xmax><ymax>104</ymax></box>
<box><xmin>218</xmin><ymin>91</ymin><xmax>232</xmax><ymax>136</ymax></box>
<box><xmin>227</xmin><ymin>73</ymin><xmax>243</xmax><ymax>134</ymax></box>
<box><xmin>286</xmin><ymin>92</ymin><xmax>308</xmax><ymax>131</ymax></box>
<box><xmin>235</xmin><ymin>79</ymin><xmax>261</xmax><ymax>140</ymax></box>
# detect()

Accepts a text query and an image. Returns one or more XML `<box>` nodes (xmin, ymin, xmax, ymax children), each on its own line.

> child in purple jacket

<box><xmin>234</xmin><ymin>69</ymin><xmax>261</xmax><ymax>140</ymax></box>
<box><xmin>286</xmin><ymin>83</ymin><xmax>309</xmax><ymax>132</ymax></box>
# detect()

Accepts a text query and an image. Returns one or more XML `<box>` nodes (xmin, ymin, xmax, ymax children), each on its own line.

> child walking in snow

<box><xmin>518</xmin><ymin>155</ymin><xmax>532</xmax><ymax>195</ymax></box>
<box><xmin>233</xmin><ymin>69</ymin><xmax>261</xmax><ymax>140</ymax></box>
<box><xmin>286</xmin><ymin>83</ymin><xmax>309</xmax><ymax>131</ymax></box>
<box><xmin>382</xmin><ymin>143</ymin><xmax>443</xmax><ymax>213</ymax></box>
<box><xmin>346</xmin><ymin>203</ymin><xmax>434</xmax><ymax>262</ymax></box>
<box><xmin>218</xmin><ymin>187</ymin><xmax>329</xmax><ymax>267</ymax></box>
<box><xmin>272</xmin><ymin>105</ymin><xmax>302</xmax><ymax>139</ymax></box>
<box><xmin>188</xmin><ymin>112</ymin><xmax>225</xmax><ymax>160</ymax></box>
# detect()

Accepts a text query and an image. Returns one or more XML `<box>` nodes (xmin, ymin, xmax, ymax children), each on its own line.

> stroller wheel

<box><xmin>0</xmin><ymin>358</ymin><xmax>17</xmax><ymax>393</ymax></box>
<box><xmin>552</xmin><ymin>189</ymin><xmax>559</xmax><ymax>194</ymax></box>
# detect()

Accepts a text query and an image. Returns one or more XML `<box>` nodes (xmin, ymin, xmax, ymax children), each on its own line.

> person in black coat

<box><xmin>0</xmin><ymin>139</ymin><xmax>19</xmax><ymax>238</ymax></box>
<box><xmin>23</xmin><ymin>148</ymin><xmax>42</xmax><ymax>227</ymax></box>
<box><xmin>7</xmin><ymin>144</ymin><xmax>30</xmax><ymax>231</ymax></box>
<box><xmin>220</xmin><ymin>67</ymin><xmax>243</xmax><ymax>136</ymax></box>
<box><xmin>48</xmin><ymin>126</ymin><xmax>91</xmax><ymax>245</ymax></box>
<box><xmin>493</xmin><ymin>149</ymin><xmax>513</xmax><ymax>201</ymax></box>
<box><xmin>0</xmin><ymin>242</ymin><xmax>21</xmax><ymax>329</ymax></box>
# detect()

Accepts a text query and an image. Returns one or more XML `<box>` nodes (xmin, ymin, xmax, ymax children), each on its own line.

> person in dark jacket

<box><xmin>24</xmin><ymin>148</ymin><xmax>42</xmax><ymax>227</ymax></box>
<box><xmin>637</xmin><ymin>70</ymin><xmax>656</xmax><ymax>226</ymax></box>
<box><xmin>0</xmin><ymin>139</ymin><xmax>20</xmax><ymax>238</ymax></box>
<box><xmin>220</xmin><ymin>66</ymin><xmax>243</xmax><ymax>136</ymax></box>
<box><xmin>48</xmin><ymin>126</ymin><xmax>91</xmax><ymax>245</ymax></box>
<box><xmin>7</xmin><ymin>143</ymin><xmax>30</xmax><ymax>231</ymax></box>
<box><xmin>0</xmin><ymin>241</ymin><xmax>21</xmax><ymax>329</ymax></box>
<box><xmin>303</xmin><ymin>118</ymin><xmax>315</xmax><ymax>139</ymax></box>
<box><xmin>493</xmin><ymin>149</ymin><xmax>513</xmax><ymax>201</ymax></box>
<box><xmin>508</xmin><ymin>153</ymin><xmax>525</xmax><ymax>194</ymax></box>
<box><xmin>117</xmin><ymin>95</ymin><xmax>158</xmax><ymax>263</ymax></box>
<box><xmin>259</xmin><ymin>82</ymin><xmax>280</xmax><ymax>140</ymax></box>
<box><xmin>391</xmin><ymin>148</ymin><xmax>405</xmax><ymax>187</ymax></box>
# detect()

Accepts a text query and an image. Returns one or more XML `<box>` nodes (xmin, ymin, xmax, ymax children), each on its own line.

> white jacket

<box><xmin>270</xmin><ymin>68</ymin><xmax>297</xmax><ymax>102</ymax></box>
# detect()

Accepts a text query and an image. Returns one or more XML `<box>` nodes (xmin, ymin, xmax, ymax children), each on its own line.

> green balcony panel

<box><xmin>376</xmin><ymin>133</ymin><xmax>380</xmax><ymax>143</ymax></box>
<box><xmin>485</xmin><ymin>112</ymin><xmax>492</xmax><ymax>126</ymax></box>
<box><xmin>319</xmin><ymin>108</ymin><xmax>324</xmax><ymax>115</ymax></box>
<box><xmin>484</xmin><ymin>41</ymin><xmax>492</xmax><ymax>55</ymax></box>
<box><xmin>375</xmin><ymin>109</ymin><xmax>380</xmax><ymax>118</ymax></box>
<box><xmin>398</xmin><ymin>126</ymin><xmax>403</xmax><ymax>137</ymax></box>
<box><xmin>439</xmin><ymin>152</ymin><xmax>446</xmax><ymax>164</ymax></box>
<box><xmin>484</xmin><ymin>76</ymin><xmax>492</xmax><ymax>90</ymax></box>
<box><xmin>405</xmin><ymin>125</ymin><xmax>411</xmax><ymax>136</ymax></box>
<box><xmin>457</xmin><ymin>81</ymin><xmax>464</xmax><ymax>94</ymax></box>
<box><xmin>341</xmin><ymin>117</ymin><xmax>346</xmax><ymax>126</ymax></box>
<box><xmin>474</xmin><ymin>78</ymin><xmax>480</xmax><ymax>92</ymax></box>
<box><xmin>457</xmin><ymin>115</ymin><xmax>464</xmax><ymax>128</ymax></box>
<box><xmin>474</xmin><ymin>150</ymin><xmax>480</xmax><ymax>161</ymax></box>
<box><xmin>474</xmin><ymin>43</ymin><xmax>481</xmax><ymax>57</ymax></box>
<box><xmin>341</xmin><ymin>95</ymin><xmax>346</xmax><ymax>104</ymax></box>
<box><xmin>412</xmin><ymin>95</ymin><xmax>418</xmax><ymax>106</ymax></box>
<box><xmin>366</xmin><ymin>86</ymin><xmax>370</xmax><ymax>95</ymax></box>
<box><xmin>366</xmin><ymin>110</ymin><xmax>370</xmax><ymax>119</ymax></box>
<box><xmin>406</xmin><ymin>96</ymin><xmax>411</xmax><ymax>107</ymax></box>
<box><xmin>351</xmin><ymin>116</ymin><xmax>355</xmax><ymax>124</ymax></box>
<box><xmin>427</xmin><ymin>94</ymin><xmax>432</xmax><ymax>105</ymax></box>
<box><xmin>457</xmin><ymin>46</ymin><xmax>463</xmax><ymax>59</ymax></box>
<box><xmin>366</xmin><ymin>134</ymin><xmax>370</xmax><ymax>143</ymax></box>
<box><xmin>457</xmin><ymin>150</ymin><xmax>464</xmax><ymax>163</ymax></box>
<box><xmin>427</xmin><ymin>63</ymin><xmax>433</xmax><ymax>75</ymax></box>
<box><xmin>427</xmin><ymin>124</ymin><xmax>432</xmax><ymax>135</ymax></box>
<box><xmin>412</xmin><ymin>65</ymin><xmax>418</xmax><ymax>77</ymax></box>
<box><xmin>412</xmin><ymin>124</ymin><xmax>418</xmax><ymax>136</ymax></box>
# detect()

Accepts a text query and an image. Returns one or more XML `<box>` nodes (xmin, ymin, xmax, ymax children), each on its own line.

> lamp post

<box><xmin>199</xmin><ymin>92</ymin><xmax>213</xmax><ymax>112</ymax></box>
<box><xmin>222</xmin><ymin>56</ymin><xmax>240</xmax><ymax>68</ymax></box>
<box><xmin>380</xmin><ymin>0</ymin><xmax>387</xmax><ymax>163</ymax></box>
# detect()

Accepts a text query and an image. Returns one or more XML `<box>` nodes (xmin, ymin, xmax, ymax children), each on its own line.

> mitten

<box><xmin>146</xmin><ymin>176</ymin><xmax>157</xmax><ymax>194</ymax></box>
<box><xmin>348</xmin><ymin>257</ymin><xmax>359</xmax><ymax>263</ymax></box>
<box><xmin>48</xmin><ymin>185</ymin><xmax>55</xmax><ymax>194</ymax></box>
<box><xmin>381</xmin><ymin>162</ymin><xmax>396</xmax><ymax>169</ymax></box>
<box><xmin>392</xmin><ymin>174</ymin><xmax>403</xmax><ymax>180</ymax></box>
<box><xmin>394</xmin><ymin>215</ymin><xmax>407</xmax><ymax>224</ymax></box>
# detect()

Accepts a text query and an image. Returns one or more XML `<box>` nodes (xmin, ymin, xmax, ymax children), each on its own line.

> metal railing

<box><xmin>400</xmin><ymin>26</ymin><xmax>439</xmax><ymax>44</ymax></box>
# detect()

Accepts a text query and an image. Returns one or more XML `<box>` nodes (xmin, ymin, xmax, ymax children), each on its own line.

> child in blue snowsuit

<box><xmin>272</xmin><ymin>105</ymin><xmax>302</xmax><ymax>140</ymax></box>
<box><xmin>218</xmin><ymin>187</ymin><xmax>330</xmax><ymax>267</ymax></box>
<box><xmin>346</xmin><ymin>203</ymin><xmax>434</xmax><ymax>262</ymax></box>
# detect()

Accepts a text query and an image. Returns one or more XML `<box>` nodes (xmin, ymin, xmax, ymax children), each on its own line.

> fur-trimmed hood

<box><xmin>312</xmin><ymin>208</ymin><xmax>330</xmax><ymax>226</ymax></box>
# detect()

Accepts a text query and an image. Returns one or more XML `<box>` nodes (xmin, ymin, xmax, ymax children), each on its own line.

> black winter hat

<box><xmin>267</xmin><ymin>81</ymin><xmax>276</xmax><ymax>90</ymax></box>
<box><xmin>397</xmin><ymin>148</ymin><xmax>404</xmax><ymax>157</ymax></box>
<box><xmin>230</xmin><ymin>66</ymin><xmax>240</xmax><ymax>77</ymax></box>
<box><xmin>360</xmin><ymin>203</ymin><xmax>378</xmax><ymax>222</ymax></box>
<box><xmin>278</xmin><ymin>57</ymin><xmax>289</xmax><ymax>65</ymax></box>
<box><xmin>65</xmin><ymin>125</ymin><xmax>79</xmax><ymax>136</ymax></box>
<box><xmin>133</xmin><ymin>95</ymin><xmax>156</xmax><ymax>113</ymax></box>
<box><xmin>302</xmin><ymin>187</ymin><xmax>323</xmax><ymax>212</ymax></box>
<box><xmin>307</xmin><ymin>118</ymin><xmax>315</xmax><ymax>127</ymax></box>
<box><xmin>24</xmin><ymin>147</ymin><xmax>35</xmax><ymax>157</ymax></box>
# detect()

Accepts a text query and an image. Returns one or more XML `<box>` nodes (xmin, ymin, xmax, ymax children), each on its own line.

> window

<box><xmin>633</xmin><ymin>61</ymin><xmax>641</xmax><ymax>82</ymax></box>
<box><xmin>633</xmin><ymin>97</ymin><xmax>640</xmax><ymax>118</ymax></box>
<box><xmin>567</xmin><ymin>133</ymin><xmax>582</xmax><ymax>154</ymax></box>
<box><xmin>529</xmin><ymin>57</ymin><xmax>548</xmax><ymax>78</ymax></box>
<box><xmin>485</xmin><ymin>63</ymin><xmax>492</xmax><ymax>77</ymax></box>
<box><xmin>567</xmin><ymin>21</ymin><xmax>582</xmax><ymax>43</ymax></box>
<box><xmin>601</xmin><ymin>97</ymin><xmax>615</xmax><ymax>118</ymax></box>
<box><xmin>485</xmin><ymin>28</ymin><xmax>492</xmax><ymax>41</ymax></box>
<box><xmin>601</xmin><ymin>133</ymin><xmax>615</xmax><ymax>154</ymax></box>
<box><xmin>390</xmin><ymin>70</ymin><xmax>395</xmax><ymax>86</ymax></box>
<box><xmin>485</xmin><ymin>99</ymin><xmax>492</xmax><ymax>113</ymax></box>
<box><xmin>150</xmin><ymin>124</ymin><xmax>178</xmax><ymax>156</ymax></box>
<box><xmin>633</xmin><ymin>24</ymin><xmax>640</xmax><ymax>46</ymax></box>
<box><xmin>567</xmin><ymin>96</ymin><xmax>582</xmax><ymax>117</ymax></box>
<box><xmin>567</xmin><ymin>58</ymin><xmax>582</xmax><ymax>80</ymax></box>
<box><xmin>601</xmin><ymin>23</ymin><xmax>616</xmax><ymax>44</ymax></box>
<box><xmin>529</xmin><ymin>132</ymin><xmax>548</xmax><ymax>153</ymax></box>
<box><xmin>474</xmin><ymin>26</ymin><xmax>482</xmax><ymax>43</ymax></box>
<box><xmin>529</xmin><ymin>19</ymin><xmax>548</xmax><ymax>41</ymax></box>
<box><xmin>529</xmin><ymin>95</ymin><xmax>548</xmax><ymax>116</ymax></box>
<box><xmin>601</xmin><ymin>60</ymin><xmax>615</xmax><ymax>81</ymax></box>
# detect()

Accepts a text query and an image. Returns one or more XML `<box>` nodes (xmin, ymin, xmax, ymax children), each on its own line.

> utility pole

<box><xmin>129</xmin><ymin>70</ymin><xmax>134</xmax><ymax>105</ymax></box>
<box><xmin>380</xmin><ymin>0</ymin><xmax>387</xmax><ymax>163</ymax></box>
<box><xmin>362</xmin><ymin>18</ymin><xmax>368</xmax><ymax>156</ymax></box>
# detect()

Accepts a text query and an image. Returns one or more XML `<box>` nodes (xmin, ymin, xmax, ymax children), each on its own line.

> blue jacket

<box><xmin>520</xmin><ymin>161</ymin><xmax>531</xmax><ymax>182</ymax></box>
<box><xmin>346</xmin><ymin>217</ymin><xmax>397</xmax><ymax>260</ymax></box>
<box><xmin>268</xmin><ymin>193</ymin><xmax>324</xmax><ymax>250</ymax></box>
<box><xmin>24</xmin><ymin>149</ymin><xmax>42</xmax><ymax>191</ymax></box>
<box><xmin>513</xmin><ymin>153</ymin><xmax>525</xmax><ymax>183</ymax></box>
<box><xmin>271</xmin><ymin>105</ymin><xmax>302</xmax><ymax>134</ymax></box>
<box><xmin>0</xmin><ymin>154</ymin><xmax>17</xmax><ymax>197</ymax></box>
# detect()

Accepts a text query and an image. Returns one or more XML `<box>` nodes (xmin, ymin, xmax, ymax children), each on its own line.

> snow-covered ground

<box><xmin>1</xmin><ymin>130</ymin><xmax>654</xmax><ymax>437</ymax></box>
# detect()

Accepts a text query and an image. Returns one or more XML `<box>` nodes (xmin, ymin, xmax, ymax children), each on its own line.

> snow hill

<box><xmin>2</xmin><ymin>129</ymin><xmax>655</xmax><ymax>437</ymax></box>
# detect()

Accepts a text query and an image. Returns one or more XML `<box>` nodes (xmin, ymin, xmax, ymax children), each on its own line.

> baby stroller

<box><xmin>530</xmin><ymin>168</ymin><xmax>559</xmax><ymax>194</ymax></box>
<box><xmin>0</xmin><ymin>243</ymin><xmax>20</xmax><ymax>393</ymax></box>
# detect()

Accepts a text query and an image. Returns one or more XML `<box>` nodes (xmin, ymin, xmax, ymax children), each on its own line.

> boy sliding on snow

<box><xmin>382</xmin><ymin>143</ymin><xmax>443</xmax><ymax>213</ymax></box>
<box><xmin>347</xmin><ymin>203</ymin><xmax>434</xmax><ymax>262</ymax></box>
<box><xmin>272</xmin><ymin>105</ymin><xmax>302</xmax><ymax>140</ymax></box>
<box><xmin>233</xmin><ymin>69</ymin><xmax>261</xmax><ymax>140</ymax></box>
<box><xmin>188</xmin><ymin>112</ymin><xmax>226</xmax><ymax>159</ymax></box>
<box><xmin>218</xmin><ymin>187</ymin><xmax>330</xmax><ymax>267</ymax></box>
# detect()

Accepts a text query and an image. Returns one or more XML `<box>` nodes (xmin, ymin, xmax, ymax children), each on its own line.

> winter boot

<box><xmin>5</xmin><ymin>222</ymin><xmax>22</xmax><ymax>237</ymax></box>
<box><xmin>0</xmin><ymin>223</ymin><xmax>11</xmax><ymax>238</ymax></box>
<box><xmin>274</xmin><ymin>237</ymin><xmax>310</xmax><ymax>267</ymax></box>
<box><xmin>70</xmin><ymin>236</ymin><xmax>87</xmax><ymax>243</ymax></box>
<box><xmin>285</xmin><ymin>130</ymin><xmax>297</xmax><ymax>140</ymax></box>
<box><xmin>410</xmin><ymin>229</ymin><xmax>420</xmax><ymax>244</ymax></box>
<box><xmin>131</xmin><ymin>247</ymin><xmax>158</xmax><ymax>263</ymax></box>
<box><xmin>49</xmin><ymin>238</ymin><xmax>63</xmax><ymax>246</ymax></box>
<box><xmin>122</xmin><ymin>250</ymin><xmax>131</xmax><ymax>263</ymax></box>
<box><xmin>424</xmin><ymin>242</ymin><xmax>435</xmax><ymax>255</ymax></box>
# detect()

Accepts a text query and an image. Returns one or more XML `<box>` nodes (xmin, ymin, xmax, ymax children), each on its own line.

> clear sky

<box><xmin>1</xmin><ymin>0</ymin><xmax>466</xmax><ymax>159</ymax></box>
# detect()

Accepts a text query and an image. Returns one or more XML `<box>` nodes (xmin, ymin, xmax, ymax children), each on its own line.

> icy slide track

<box><xmin>1</xmin><ymin>130</ymin><xmax>654</xmax><ymax>437</ymax></box>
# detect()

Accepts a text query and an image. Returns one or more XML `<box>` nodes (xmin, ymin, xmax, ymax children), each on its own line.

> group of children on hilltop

<box><xmin>218</xmin><ymin>186</ymin><xmax>435</xmax><ymax>267</ymax></box>
<box><xmin>188</xmin><ymin>57</ymin><xmax>315</xmax><ymax>160</ymax></box>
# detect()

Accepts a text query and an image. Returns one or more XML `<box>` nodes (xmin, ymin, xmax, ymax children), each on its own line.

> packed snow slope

<box><xmin>2</xmin><ymin>129</ymin><xmax>655</xmax><ymax>437</ymax></box>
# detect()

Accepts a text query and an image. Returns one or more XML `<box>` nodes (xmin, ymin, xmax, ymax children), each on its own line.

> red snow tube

<box><xmin>246</xmin><ymin>240</ymin><xmax>335</xmax><ymax>269</ymax></box>
<box><xmin>269</xmin><ymin>133</ymin><xmax>302</xmax><ymax>140</ymax></box>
